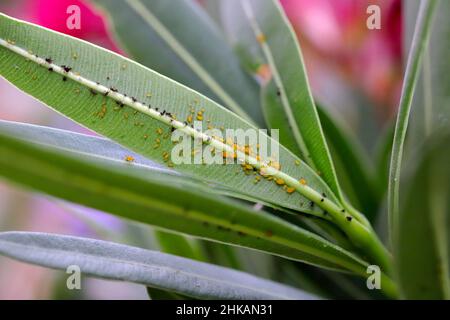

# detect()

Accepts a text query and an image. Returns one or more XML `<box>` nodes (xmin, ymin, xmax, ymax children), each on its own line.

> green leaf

<box><xmin>0</xmin><ymin>231</ymin><xmax>317</xmax><ymax>299</ymax></box>
<box><xmin>154</xmin><ymin>230</ymin><xmax>206</xmax><ymax>262</ymax></box>
<box><xmin>405</xmin><ymin>0</ymin><xmax>450</xmax><ymax>144</ymax></box>
<box><xmin>147</xmin><ymin>287</ymin><xmax>190</xmax><ymax>300</ymax></box>
<box><xmin>0</xmin><ymin>13</ymin><xmax>342</xmax><ymax>222</ymax></box>
<box><xmin>0</xmin><ymin>129</ymin><xmax>371</xmax><ymax>275</ymax></box>
<box><xmin>317</xmin><ymin>107</ymin><xmax>379</xmax><ymax>219</ymax></box>
<box><xmin>388</xmin><ymin>0</ymin><xmax>438</xmax><ymax>238</ymax></box>
<box><xmin>220</xmin><ymin>0</ymin><xmax>343</xmax><ymax>204</ymax></box>
<box><xmin>92</xmin><ymin>0</ymin><xmax>264</xmax><ymax>126</ymax></box>
<box><xmin>395</xmin><ymin>131</ymin><xmax>450</xmax><ymax>299</ymax></box>
<box><xmin>0</xmin><ymin>13</ymin><xmax>392</xmax><ymax>275</ymax></box>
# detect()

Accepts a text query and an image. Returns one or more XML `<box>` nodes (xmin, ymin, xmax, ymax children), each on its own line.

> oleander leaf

<box><xmin>0</xmin><ymin>12</ymin><xmax>341</xmax><ymax>221</ymax></box>
<box><xmin>388</xmin><ymin>0</ymin><xmax>438</xmax><ymax>237</ymax></box>
<box><xmin>220</xmin><ymin>0</ymin><xmax>343</xmax><ymax>203</ymax></box>
<box><xmin>395</xmin><ymin>131</ymin><xmax>450</xmax><ymax>299</ymax></box>
<box><xmin>0</xmin><ymin>231</ymin><xmax>317</xmax><ymax>299</ymax></box>
<box><xmin>0</xmin><ymin>128</ymin><xmax>370</xmax><ymax>274</ymax></box>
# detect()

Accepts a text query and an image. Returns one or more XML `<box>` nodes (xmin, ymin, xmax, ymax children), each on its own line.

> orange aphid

<box><xmin>125</xmin><ymin>155</ymin><xmax>135</xmax><ymax>162</ymax></box>
<box><xmin>275</xmin><ymin>178</ymin><xmax>285</xmax><ymax>186</ymax></box>
<box><xmin>286</xmin><ymin>187</ymin><xmax>296</xmax><ymax>194</ymax></box>
<box><xmin>299</xmin><ymin>178</ymin><xmax>307</xmax><ymax>186</ymax></box>
<box><xmin>256</xmin><ymin>33</ymin><xmax>266</xmax><ymax>43</ymax></box>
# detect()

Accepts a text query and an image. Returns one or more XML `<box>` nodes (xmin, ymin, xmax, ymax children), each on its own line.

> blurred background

<box><xmin>0</xmin><ymin>0</ymin><xmax>402</xmax><ymax>299</ymax></box>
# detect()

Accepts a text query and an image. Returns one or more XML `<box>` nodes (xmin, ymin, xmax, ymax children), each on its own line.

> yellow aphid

<box><xmin>146</xmin><ymin>92</ymin><xmax>152</xmax><ymax>98</ymax></box>
<box><xmin>143</xmin><ymin>134</ymin><xmax>149</xmax><ymax>139</ymax></box>
<box><xmin>156</xmin><ymin>128</ymin><xmax>163</xmax><ymax>135</ymax></box>
<box><xmin>299</xmin><ymin>178</ymin><xmax>307</xmax><ymax>186</ymax></box>
<box><xmin>222</xmin><ymin>151</ymin><xmax>236</xmax><ymax>159</ymax></box>
<box><xmin>155</xmin><ymin>138</ymin><xmax>161</xmax><ymax>144</ymax></box>
<box><xmin>295</xmin><ymin>160</ymin><xmax>301</xmax><ymax>166</ymax></box>
<box><xmin>125</xmin><ymin>155</ymin><xmax>135</xmax><ymax>162</ymax></box>
<box><xmin>196</xmin><ymin>114</ymin><xmax>203</xmax><ymax>121</ymax></box>
<box><xmin>244</xmin><ymin>164</ymin><xmax>253</xmax><ymax>171</ymax></box>
<box><xmin>286</xmin><ymin>187</ymin><xmax>296</xmax><ymax>194</ymax></box>
<box><xmin>275</xmin><ymin>178</ymin><xmax>285</xmax><ymax>186</ymax></box>
<box><xmin>187</xmin><ymin>114</ymin><xmax>193</xmax><ymax>123</ymax></box>
<box><xmin>256</xmin><ymin>33</ymin><xmax>266</xmax><ymax>43</ymax></box>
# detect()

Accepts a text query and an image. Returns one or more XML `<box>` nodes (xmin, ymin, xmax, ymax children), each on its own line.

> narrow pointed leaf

<box><xmin>0</xmin><ymin>13</ymin><xmax>342</xmax><ymax>220</ymax></box>
<box><xmin>0</xmin><ymin>129</ymin><xmax>370</xmax><ymax>274</ymax></box>
<box><xmin>388</xmin><ymin>0</ymin><xmax>438</xmax><ymax>237</ymax></box>
<box><xmin>0</xmin><ymin>231</ymin><xmax>317</xmax><ymax>299</ymax></box>
<box><xmin>395</xmin><ymin>131</ymin><xmax>450</xmax><ymax>299</ymax></box>
<box><xmin>220</xmin><ymin>0</ymin><xmax>343</xmax><ymax>202</ymax></box>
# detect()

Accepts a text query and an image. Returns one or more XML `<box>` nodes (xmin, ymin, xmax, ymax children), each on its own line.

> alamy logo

<box><xmin>366</xmin><ymin>265</ymin><xmax>381</xmax><ymax>290</ymax></box>
<box><xmin>170</xmin><ymin>121</ymin><xmax>280</xmax><ymax>166</ymax></box>
<box><xmin>66</xmin><ymin>5</ymin><xmax>81</xmax><ymax>30</ymax></box>
<box><xmin>366</xmin><ymin>5</ymin><xmax>381</xmax><ymax>30</ymax></box>
<box><xmin>66</xmin><ymin>265</ymin><xmax>81</xmax><ymax>290</ymax></box>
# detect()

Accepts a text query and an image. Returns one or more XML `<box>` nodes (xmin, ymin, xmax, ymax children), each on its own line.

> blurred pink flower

<box><xmin>281</xmin><ymin>0</ymin><xmax>402</xmax><ymax>119</ymax></box>
<box><xmin>25</xmin><ymin>0</ymin><xmax>121</xmax><ymax>52</ymax></box>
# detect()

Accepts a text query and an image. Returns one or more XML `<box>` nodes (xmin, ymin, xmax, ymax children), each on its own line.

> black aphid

<box><xmin>346</xmin><ymin>216</ymin><xmax>352</xmax><ymax>222</ymax></box>
<box><xmin>103</xmin><ymin>91</ymin><xmax>109</xmax><ymax>97</ymax></box>
<box><xmin>45</xmin><ymin>57</ymin><xmax>53</xmax><ymax>64</ymax></box>
<box><xmin>276</xmin><ymin>88</ymin><xmax>281</xmax><ymax>96</ymax></box>
<box><xmin>89</xmin><ymin>89</ymin><xmax>97</xmax><ymax>96</ymax></box>
<box><xmin>310</xmin><ymin>201</ymin><xmax>314</xmax><ymax>208</ymax></box>
<box><xmin>131</xmin><ymin>97</ymin><xmax>137</xmax><ymax>102</ymax></box>
<box><xmin>61</xmin><ymin>65</ymin><xmax>72</xmax><ymax>72</ymax></box>
<box><xmin>62</xmin><ymin>76</ymin><xmax>67</xmax><ymax>81</ymax></box>
<box><xmin>106</xmin><ymin>76</ymin><xmax>110</xmax><ymax>80</ymax></box>
<box><xmin>171</xmin><ymin>127</ymin><xmax>176</xmax><ymax>132</ymax></box>
<box><xmin>48</xmin><ymin>67</ymin><xmax>53</xmax><ymax>72</ymax></box>
<box><xmin>110</xmin><ymin>87</ymin><xmax>118</xmax><ymax>92</ymax></box>
<box><xmin>322</xmin><ymin>192</ymin><xmax>327</xmax><ymax>198</ymax></box>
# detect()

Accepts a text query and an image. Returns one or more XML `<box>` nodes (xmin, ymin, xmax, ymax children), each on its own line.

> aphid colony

<box><xmin>20</xmin><ymin>50</ymin><xmax>337</xmax><ymax>218</ymax></box>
